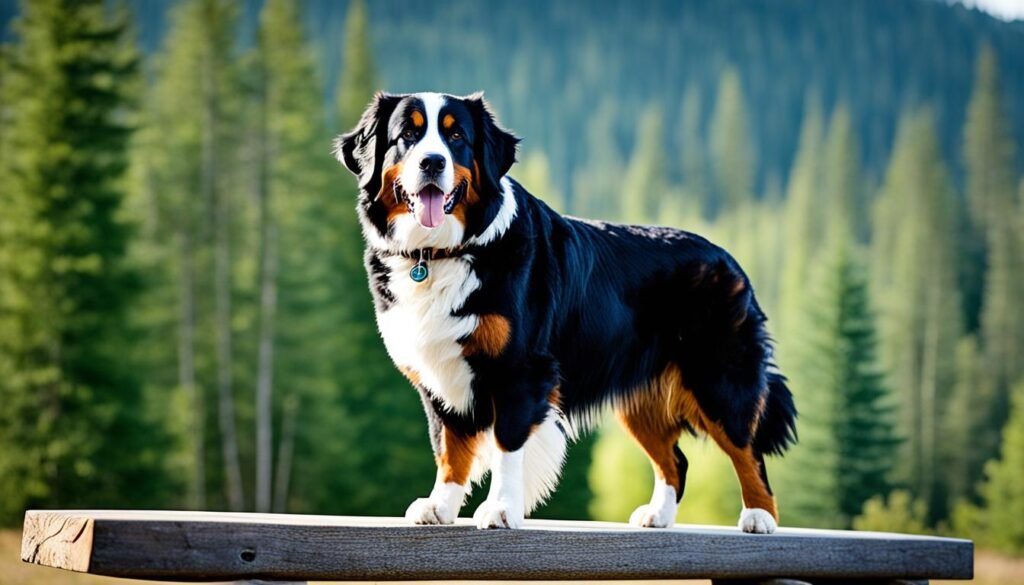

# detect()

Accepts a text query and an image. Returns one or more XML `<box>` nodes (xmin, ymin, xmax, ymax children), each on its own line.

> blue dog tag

<box><xmin>410</xmin><ymin>263</ymin><xmax>429</xmax><ymax>282</ymax></box>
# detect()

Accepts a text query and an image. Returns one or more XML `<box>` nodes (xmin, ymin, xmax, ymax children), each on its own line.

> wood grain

<box><xmin>21</xmin><ymin>510</ymin><xmax>973</xmax><ymax>582</ymax></box>
<box><xmin>20</xmin><ymin>511</ymin><xmax>94</xmax><ymax>573</ymax></box>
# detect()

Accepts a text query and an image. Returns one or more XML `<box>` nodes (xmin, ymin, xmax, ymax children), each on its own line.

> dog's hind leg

<box><xmin>615</xmin><ymin>367</ymin><xmax>689</xmax><ymax>528</ymax></box>
<box><xmin>706</xmin><ymin>422</ymin><xmax>778</xmax><ymax>534</ymax></box>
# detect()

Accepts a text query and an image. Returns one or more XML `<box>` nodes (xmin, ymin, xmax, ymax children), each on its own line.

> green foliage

<box><xmin>945</xmin><ymin>335</ymin><xmax>991</xmax><ymax>503</ymax></box>
<box><xmin>572</xmin><ymin>97</ymin><xmax>623</xmax><ymax>220</ymax></box>
<box><xmin>964</xmin><ymin>45</ymin><xmax>1017</xmax><ymax>238</ymax></box>
<box><xmin>621</xmin><ymin>104</ymin><xmax>668</xmax><ymax>224</ymax></box>
<box><xmin>0</xmin><ymin>0</ymin><xmax>169</xmax><ymax>524</ymax></box>
<box><xmin>1</xmin><ymin>0</ymin><xmax>1023</xmax><ymax>539</ymax></box>
<box><xmin>870</xmin><ymin>108</ymin><xmax>963</xmax><ymax>522</ymax></box>
<box><xmin>853</xmin><ymin>490</ymin><xmax>930</xmax><ymax>535</ymax></box>
<box><xmin>678</xmin><ymin>84</ymin><xmax>710</xmax><ymax>218</ymax></box>
<box><xmin>251</xmin><ymin>0</ymin><xmax>342</xmax><ymax>513</ymax></box>
<box><xmin>335</xmin><ymin>0</ymin><xmax>376</xmax><ymax>130</ymax></box>
<box><xmin>821</xmin><ymin>104</ymin><xmax>865</xmax><ymax>242</ymax></box>
<box><xmin>953</xmin><ymin>382</ymin><xmax>1024</xmax><ymax>554</ymax></box>
<box><xmin>780</xmin><ymin>239</ymin><xmax>899</xmax><ymax>528</ymax></box>
<box><xmin>516</xmin><ymin>150</ymin><xmax>565</xmax><ymax>212</ymax></box>
<box><xmin>587</xmin><ymin>421</ymin><xmax>652</xmax><ymax>522</ymax></box>
<box><xmin>674</xmin><ymin>436</ymin><xmax>740</xmax><ymax>526</ymax></box>
<box><xmin>776</xmin><ymin>92</ymin><xmax>824</xmax><ymax>349</ymax></box>
<box><xmin>709</xmin><ymin>67</ymin><xmax>755</xmax><ymax>209</ymax></box>
<box><xmin>133</xmin><ymin>0</ymin><xmax>246</xmax><ymax>511</ymax></box>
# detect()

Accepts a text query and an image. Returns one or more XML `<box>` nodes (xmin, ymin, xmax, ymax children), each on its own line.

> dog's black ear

<box><xmin>466</xmin><ymin>92</ymin><xmax>520</xmax><ymax>195</ymax></box>
<box><xmin>333</xmin><ymin>92</ymin><xmax>403</xmax><ymax>196</ymax></box>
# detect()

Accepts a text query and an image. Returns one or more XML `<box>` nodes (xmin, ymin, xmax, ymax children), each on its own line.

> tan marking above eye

<box><xmin>443</xmin><ymin>114</ymin><xmax>455</xmax><ymax>129</ymax></box>
<box><xmin>411</xmin><ymin>111</ymin><xmax>424</xmax><ymax>127</ymax></box>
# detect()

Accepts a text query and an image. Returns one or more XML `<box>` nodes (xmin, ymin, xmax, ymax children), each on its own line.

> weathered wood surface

<box><xmin>21</xmin><ymin>510</ymin><xmax>972</xmax><ymax>582</ymax></box>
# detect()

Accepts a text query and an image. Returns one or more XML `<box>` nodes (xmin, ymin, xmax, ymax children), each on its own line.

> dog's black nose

<box><xmin>420</xmin><ymin>153</ymin><xmax>446</xmax><ymax>175</ymax></box>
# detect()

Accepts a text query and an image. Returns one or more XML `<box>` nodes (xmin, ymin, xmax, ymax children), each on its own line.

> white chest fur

<box><xmin>376</xmin><ymin>255</ymin><xmax>480</xmax><ymax>413</ymax></box>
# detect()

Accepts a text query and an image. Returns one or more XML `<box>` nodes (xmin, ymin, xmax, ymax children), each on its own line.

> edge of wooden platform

<box><xmin>20</xmin><ymin>510</ymin><xmax>975</xmax><ymax>582</ymax></box>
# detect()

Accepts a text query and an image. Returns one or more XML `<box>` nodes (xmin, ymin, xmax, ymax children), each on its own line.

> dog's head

<box><xmin>335</xmin><ymin>92</ymin><xmax>520</xmax><ymax>251</ymax></box>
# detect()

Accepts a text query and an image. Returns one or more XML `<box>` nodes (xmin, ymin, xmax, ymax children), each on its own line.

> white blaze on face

<box><xmin>400</xmin><ymin>93</ymin><xmax>455</xmax><ymax>230</ymax></box>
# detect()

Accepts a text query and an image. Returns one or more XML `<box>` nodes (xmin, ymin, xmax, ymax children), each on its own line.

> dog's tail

<box><xmin>753</xmin><ymin>370</ymin><xmax>797</xmax><ymax>456</ymax></box>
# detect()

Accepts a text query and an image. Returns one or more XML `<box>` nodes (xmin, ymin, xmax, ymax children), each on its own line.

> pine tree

<box><xmin>777</xmin><ymin>92</ymin><xmax>824</xmax><ymax>351</ymax></box>
<box><xmin>516</xmin><ymin>150</ymin><xmax>565</xmax><ymax>212</ymax></box>
<box><xmin>822</xmin><ymin>104</ymin><xmax>866</xmax><ymax>242</ymax></box>
<box><xmin>336</xmin><ymin>0</ymin><xmax>376</xmax><ymax>130</ymax></box>
<box><xmin>679</xmin><ymin>84</ymin><xmax>710</xmax><ymax>218</ymax></box>
<box><xmin>0</xmin><ymin>45</ymin><xmax>7</xmax><ymax>158</ymax></box>
<box><xmin>968</xmin><ymin>381</ymin><xmax>1024</xmax><ymax>554</ymax></box>
<box><xmin>966</xmin><ymin>47</ymin><xmax>1024</xmax><ymax>480</ymax></box>
<box><xmin>250</xmin><ymin>0</ymin><xmax>336</xmax><ymax>513</ymax></box>
<box><xmin>964</xmin><ymin>45</ymin><xmax>1017</xmax><ymax>245</ymax></box>
<box><xmin>976</xmin><ymin>191</ymin><xmax>1024</xmax><ymax>470</ymax></box>
<box><xmin>961</xmin><ymin>44</ymin><xmax>1018</xmax><ymax>339</ymax></box>
<box><xmin>0</xmin><ymin>0</ymin><xmax>167</xmax><ymax>523</ymax></box>
<box><xmin>572</xmin><ymin>97</ymin><xmax>623</xmax><ymax>220</ymax></box>
<box><xmin>945</xmin><ymin>335</ymin><xmax>990</xmax><ymax>503</ymax></box>
<box><xmin>871</xmin><ymin>109</ymin><xmax>962</xmax><ymax>521</ymax></box>
<box><xmin>621</xmin><ymin>104</ymin><xmax>668</xmax><ymax>224</ymax></box>
<box><xmin>782</xmin><ymin>237</ymin><xmax>899</xmax><ymax>528</ymax></box>
<box><xmin>141</xmin><ymin>0</ymin><xmax>245</xmax><ymax>510</ymax></box>
<box><xmin>324</xmin><ymin>0</ymin><xmax>436</xmax><ymax>515</ymax></box>
<box><xmin>709</xmin><ymin>67</ymin><xmax>756</xmax><ymax>210</ymax></box>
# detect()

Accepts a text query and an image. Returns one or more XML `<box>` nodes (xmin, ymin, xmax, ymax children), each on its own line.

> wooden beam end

<box><xmin>21</xmin><ymin>511</ymin><xmax>94</xmax><ymax>573</ymax></box>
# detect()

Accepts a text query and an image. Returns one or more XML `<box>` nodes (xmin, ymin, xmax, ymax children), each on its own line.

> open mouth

<box><xmin>401</xmin><ymin>181</ymin><xmax>467</xmax><ymax>229</ymax></box>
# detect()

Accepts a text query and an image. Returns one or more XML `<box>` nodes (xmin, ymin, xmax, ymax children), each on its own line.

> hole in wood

<box><xmin>240</xmin><ymin>548</ymin><xmax>256</xmax><ymax>562</ymax></box>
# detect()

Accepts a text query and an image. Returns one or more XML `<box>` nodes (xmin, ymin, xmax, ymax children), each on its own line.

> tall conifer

<box><xmin>0</xmin><ymin>0</ymin><xmax>165</xmax><ymax>523</ymax></box>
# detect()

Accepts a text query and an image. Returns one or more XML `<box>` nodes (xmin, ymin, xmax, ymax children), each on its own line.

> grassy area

<box><xmin>3</xmin><ymin>529</ymin><xmax>1022</xmax><ymax>584</ymax></box>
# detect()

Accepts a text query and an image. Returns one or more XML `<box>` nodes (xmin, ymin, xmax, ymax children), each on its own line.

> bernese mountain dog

<box><xmin>335</xmin><ymin>92</ymin><xmax>796</xmax><ymax>533</ymax></box>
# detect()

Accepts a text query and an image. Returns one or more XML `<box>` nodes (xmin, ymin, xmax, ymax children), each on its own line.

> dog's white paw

<box><xmin>629</xmin><ymin>504</ymin><xmax>675</xmax><ymax>528</ymax></box>
<box><xmin>738</xmin><ymin>508</ymin><xmax>777</xmax><ymax>534</ymax></box>
<box><xmin>405</xmin><ymin>497</ymin><xmax>457</xmax><ymax>525</ymax></box>
<box><xmin>473</xmin><ymin>500</ymin><xmax>523</xmax><ymax>529</ymax></box>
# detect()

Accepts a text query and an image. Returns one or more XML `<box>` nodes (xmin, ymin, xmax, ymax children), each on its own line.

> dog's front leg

<box><xmin>473</xmin><ymin>445</ymin><xmax>525</xmax><ymax>529</ymax></box>
<box><xmin>473</xmin><ymin>394</ymin><xmax>542</xmax><ymax>530</ymax></box>
<box><xmin>405</xmin><ymin>426</ymin><xmax>480</xmax><ymax>524</ymax></box>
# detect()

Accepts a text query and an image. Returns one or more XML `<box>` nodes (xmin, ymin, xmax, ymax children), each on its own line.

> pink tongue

<box><xmin>415</xmin><ymin>186</ymin><xmax>445</xmax><ymax>229</ymax></box>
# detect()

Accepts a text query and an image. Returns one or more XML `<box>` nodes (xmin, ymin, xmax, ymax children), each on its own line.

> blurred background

<box><xmin>1</xmin><ymin>0</ymin><xmax>1023</xmax><ymax>582</ymax></box>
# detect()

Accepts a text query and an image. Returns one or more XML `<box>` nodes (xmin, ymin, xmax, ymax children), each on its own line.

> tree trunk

<box><xmin>919</xmin><ymin>285</ymin><xmax>941</xmax><ymax>516</ymax></box>
<box><xmin>255</xmin><ymin>178</ymin><xmax>277</xmax><ymax>512</ymax></box>
<box><xmin>273</xmin><ymin>395</ymin><xmax>298</xmax><ymax>513</ymax></box>
<box><xmin>178</xmin><ymin>228</ymin><xmax>205</xmax><ymax>510</ymax></box>
<box><xmin>202</xmin><ymin>42</ymin><xmax>244</xmax><ymax>512</ymax></box>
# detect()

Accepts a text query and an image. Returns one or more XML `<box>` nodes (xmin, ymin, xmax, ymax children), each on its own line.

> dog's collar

<box><xmin>394</xmin><ymin>247</ymin><xmax>471</xmax><ymax>261</ymax></box>
<box><xmin>390</xmin><ymin>246</ymin><xmax>472</xmax><ymax>282</ymax></box>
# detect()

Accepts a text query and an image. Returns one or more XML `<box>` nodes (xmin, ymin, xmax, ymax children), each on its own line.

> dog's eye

<box><xmin>401</xmin><ymin>129</ymin><xmax>415</xmax><ymax>141</ymax></box>
<box><xmin>450</xmin><ymin>130</ymin><xmax>462</xmax><ymax>141</ymax></box>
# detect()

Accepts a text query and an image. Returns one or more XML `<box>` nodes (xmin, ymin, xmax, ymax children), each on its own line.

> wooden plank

<box><xmin>21</xmin><ymin>510</ymin><xmax>973</xmax><ymax>582</ymax></box>
<box><xmin>20</xmin><ymin>511</ymin><xmax>94</xmax><ymax>573</ymax></box>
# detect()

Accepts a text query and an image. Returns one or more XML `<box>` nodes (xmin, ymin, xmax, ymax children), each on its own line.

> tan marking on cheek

<box><xmin>462</xmin><ymin>314</ymin><xmax>511</xmax><ymax>357</ymax></box>
<box><xmin>439</xmin><ymin>428</ymin><xmax>480</xmax><ymax>485</ymax></box>
<box><xmin>443</xmin><ymin>114</ymin><xmax>455</xmax><ymax>129</ymax></box>
<box><xmin>411</xmin><ymin>111</ymin><xmax>424</xmax><ymax>127</ymax></box>
<box><xmin>450</xmin><ymin>164</ymin><xmax>480</xmax><ymax>225</ymax></box>
<box><xmin>379</xmin><ymin>164</ymin><xmax>410</xmax><ymax>223</ymax></box>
